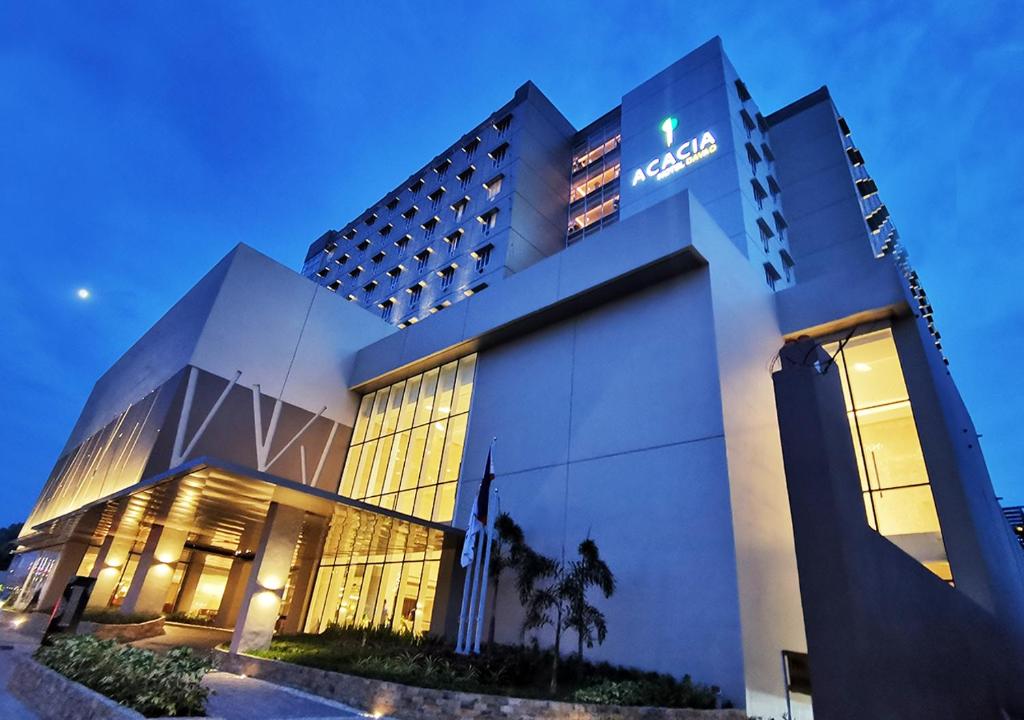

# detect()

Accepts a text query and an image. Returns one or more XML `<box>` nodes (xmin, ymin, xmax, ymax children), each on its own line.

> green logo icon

<box><xmin>660</xmin><ymin>117</ymin><xmax>678</xmax><ymax>147</ymax></box>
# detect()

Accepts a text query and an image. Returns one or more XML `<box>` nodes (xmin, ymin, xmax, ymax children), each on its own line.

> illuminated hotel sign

<box><xmin>630</xmin><ymin>116</ymin><xmax>718</xmax><ymax>186</ymax></box>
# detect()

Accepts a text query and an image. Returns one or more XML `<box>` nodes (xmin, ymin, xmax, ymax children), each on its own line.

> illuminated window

<box><xmin>493</xmin><ymin>114</ymin><xmax>512</xmax><ymax>136</ymax></box>
<box><xmin>422</xmin><ymin>216</ymin><xmax>439</xmax><ymax>238</ymax></box>
<box><xmin>484</xmin><ymin>174</ymin><xmax>503</xmax><ymax>201</ymax></box>
<box><xmin>568</xmin><ymin>195</ymin><xmax>618</xmax><ymax>236</ymax></box>
<box><xmin>414</xmin><ymin>249</ymin><xmax>431</xmax><ymax>270</ymax></box>
<box><xmin>339</xmin><ymin>355</ymin><xmax>477</xmax><ymax>524</ymax></box>
<box><xmin>438</xmin><ymin>265</ymin><xmax>455</xmax><ymax>290</ymax></box>
<box><xmin>569</xmin><ymin>165</ymin><xmax>619</xmax><ymax>203</ymax></box>
<box><xmin>826</xmin><ymin>328</ymin><xmax>951</xmax><ymax>581</ymax></box>
<box><xmin>478</xmin><ymin>208</ymin><xmax>499</xmax><ymax>235</ymax></box>
<box><xmin>427</xmin><ymin>188</ymin><xmax>445</xmax><ymax>210</ymax></box>
<box><xmin>489</xmin><ymin>142</ymin><xmax>508</xmax><ymax>166</ymax></box>
<box><xmin>571</xmin><ymin>134</ymin><xmax>620</xmax><ymax>174</ymax></box>
<box><xmin>472</xmin><ymin>244</ymin><xmax>492</xmax><ymax>272</ymax></box>
<box><xmin>303</xmin><ymin>514</ymin><xmax>446</xmax><ymax>636</ymax></box>
<box><xmin>445</xmin><ymin>229</ymin><xmax>463</xmax><ymax>253</ymax></box>
<box><xmin>408</xmin><ymin>283</ymin><xmax>423</xmax><ymax>307</ymax></box>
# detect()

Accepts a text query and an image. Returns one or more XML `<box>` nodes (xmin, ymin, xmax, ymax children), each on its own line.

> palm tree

<box><xmin>487</xmin><ymin>512</ymin><xmax>525</xmax><ymax>646</ymax></box>
<box><xmin>520</xmin><ymin>537</ymin><xmax>615</xmax><ymax>693</ymax></box>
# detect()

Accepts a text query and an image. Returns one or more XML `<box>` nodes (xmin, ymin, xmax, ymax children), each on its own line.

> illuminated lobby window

<box><xmin>304</xmin><ymin>511</ymin><xmax>445</xmax><ymax>635</ymax></box>
<box><xmin>338</xmin><ymin>354</ymin><xmax>476</xmax><ymax>523</ymax></box>
<box><xmin>827</xmin><ymin>328</ymin><xmax>952</xmax><ymax>581</ymax></box>
<box><xmin>570</xmin><ymin>163</ymin><xmax>621</xmax><ymax>203</ymax></box>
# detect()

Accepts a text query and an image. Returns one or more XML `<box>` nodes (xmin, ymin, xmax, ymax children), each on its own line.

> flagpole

<box><xmin>473</xmin><ymin>488</ymin><xmax>499</xmax><ymax>654</ymax></box>
<box><xmin>455</xmin><ymin>549</ymin><xmax>474</xmax><ymax>654</ymax></box>
<box><xmin>464</xmin><ymin>526</ymin><xmax>486</xmax><ymax>652</ymax></box>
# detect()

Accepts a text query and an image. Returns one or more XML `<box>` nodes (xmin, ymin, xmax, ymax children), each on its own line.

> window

<box><xmin>414</xmin><ymin>249</ymin><xmax>432</xmax><ymax>270</ymax></box>
<box><xmin>427</xmin><ymin>188</ymin><xmax>445</xmax><ymax>210</ymax></box>
<box><xmin>471</xmin><ymin>244</ymin><xmax>492</xmax><ymax>272</ymax></box>
<box><xmin>571</xmin><ymin>133</ymin><xmax>621</xmax><ymax>174</ymax></box>
<box><xmin>379</xmin><ymin>299</ymin><xmax>394</xmax><ymax>321</ymax></box>
<box><xmin>735</xmin><ymin>78</ymin><xmax>752</xmax><ymax>102</ymax></box>
<box><xmin>387</xmin><ymin>266</ymin><xmax>402</xmax><ymax>289</ymax></box>
<box><xmin>569</xmin><ymin>165</ymin><xmax>619</xmax><ymax>203</ymax></box>
<box><xmin>451</xmin><ymin>196</ymin><xmax>470</xmax><ymax>221</ymax></box>
<box><xmin>346</xmin><ymin>293</ymin><xmax>357</xmax><ymax>302</ymax></box>
<box><xmin>364</xmin><ymin>213</ymin><xmax>377</xmax><ymax>227</ymax></box>
<box><xmin>316</xmin><ymin>267</ymin><xmax>330</xmax><ymax>278</ymax></box>
<box><xmin>324</xmin><ymin>240</ymin><xmax>338</xmax><ymax>254</ymax></box>
<box><xmin>409</xmin><ymin>178</ymin><xmax>425</xmax><ymax>195</ymax></box>
<box><xmin>764</xmin><ymin>262</ymin><xmax>781</xmax><ymax>290</ymax></box>
<box><xmin>755</xmin><ymin>112</ymin><xmax>768</xmax><ymax>133</ymax></box>
<box><xmin>837</xmin><ymin>116</ymin><xmax>851</xmax><ymax>136</ymax></box>
<box><xmin>493</xmin><ymin>114</ymin><xmax>512</xmax><ymax>136</ymax></box>
<box><xmin>463</xmin><ymin>282</ymin><xmax>487</xmax><ymax>297</ymax></box>
<box><xmin>422</xmin><ymin>216</ymin><xmax>439</xmax><ymax>238</ymax></box>
<box><xmin>488</xmin><ymin>142</ymin><xmax>508</xmax><ymax>166</ymax></box>
<box><xmin>825</xmin><ymin>328</ymin><xmax>950</xmax><ymax>581</ymax></box>
<box><xmin>856</xmin><ymin>178</ymin><xmax>878</xmax><ymax>199</ymax></box>
<box><xmin>408</xmin><ymin>282</ymin><xmax>423</xmax><ymax>306</ymax></box>
<box><xmin>327</xmin><ymin>279</ymin><xmax>341</xmax><ymax>292</ymax></box>
<box><xmin>342</xmin><ymin>229</ymin><xmax>357</xmax><ymax>241</ymax></box>
<box><xmin>847</xmin><ymin>147</ymin><xmax>865</xmax><ymax>167</ymax></box>
<box><xmin>445</xmin><ymin>229</ymin><xmax>463</xmax><ymax>253</ymax></box>
<box><xmin>751</xmin><ymin>179</ymin><xmax>768</xmax><ymax>210</ymax></box>
<box><xmin>386</xmin><ymin>197</ymin><xmax>400</xmax><ymax>211</ymax></box>
<box><xmin>334</xmin><ymin>253</ymin><xmax>350</xmax><ymax>266</ymax></box>
<box><xmin>773</xmin><ymin>211</ymin><xmax>788</xmax><ymax>239</ymax></box>
<box><xmin>379</xmin><ymin>224</ymin><xmax>393</xmax><ymax>238</ymax></box>
<box><xmin>757</xmin><ymin>217</ymin><xmax>775</xmax><ymax>251</ymax></box>
<box><xmin>371</xmin><ymin>251</ymin><xmax>386</xmax><ymax>266</ymax></box>
<box><xmin>478</xmin><ymin>208</ymin><xmax>499</xmax><ymax>235</ymax></box>
<box><xmin>761</xmin><ymin>143</ymin><xmax>775</xmax><ymax>163</ymax></box>
<box><xmin>462</xmin><ymin>137</ymin><xmax>479</xmax><ymax>158</ymax></box>
<box><xmin>318</xmin><ymin>357</ymin><xmax>477</xmax><ymax>636</ymax></box>
<box><xmin>484</xmin><ymin>174</ymin><xmax>503</xmax><ymax>201</ymax></box>
<box><xmin>740</xmin><ymin>109</ymin><xmax>756</xmax><ymax>137</ymax></box>
<box><xmin>430</xmin><ymin>300</ymin><xmax>451</xmax><ymax>314</ymax></box>
<box><xmin>363</xmin><ymin>281</ymin><xmax>378</xmax><ymax>300</ymax></box>
<box><xmin>438</xmin><ymin>265</ymin><xmax>456</xmax><ymax>290</ymax></box>
<box><xmin>395</xmin><ymin>234</ymin><xmax>411</xmax><ymax>253</ymax></box>
<box><xmin>357</xmin><ymin>239</ymin><xmax>371</xmax><ymax>252</ymax></box>
<box><xmin>402</xmin><ymin>206</ymin><xmax>418</xmax><ymax>225</ymax></box>
<box><xmin>455</xmin><ymin>169</ymin><xmax>473</xmax><ymax>192</ymax></box>
<box><xmin>866</xmin><ymin>205</ymin><xmax>890</xmax><ymax>234</ymax></box>
<box><xmin>349</xmin><ymin>266</ymin><xmax>363</xmax><ymax>280</ymax></box>
<box><xmin>780</xmin><ymin>249</ymin><xmax>795</xmax><ymax>282</ymax></box>
<box><xmin>568</xmin><ymin>195</ymin><xmax>619</xmax><ymax>237</ymax></box>
<box><xmin>767</xmin><ymin>175</ymin><xmax>782</xmax><ymax>198</ymax></box>
<box><xmin>746</xmin><ymin>142</ymin><xmax>761</xmax><ymax>174</ymax></box>
<box><xmin>433</xmin><ymin>159</ymin><xmax>451</xmax><ymax>180</ymax></box>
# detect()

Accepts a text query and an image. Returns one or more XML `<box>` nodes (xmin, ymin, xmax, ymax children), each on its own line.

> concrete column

<box><xmin>172</xmin><ymin>551</ymin><xmax>208</xmax><ymax>615</ymax></box>
<box><xmin>35</xmin><ymin>541</ymin><xmax>90</xmax><ymax>611</ymax></box>
<box><xmin>87</xmin><ymin>530</ymin><xmax>140</xmax><ymax>609</ymax></box>
<box><xmin>215</xmin><ymin>554</ymin><xmax>253</xmax><ymax>628</ymax></box>
<box><xmin>230</xmin><ymin>503</ymin><xmax>304</xmax><ymax>654</ymax></box>
<box><xmin>119</xmin><ymin>524</ymin><xmax>188</xmax><ymax>615</ymax></box>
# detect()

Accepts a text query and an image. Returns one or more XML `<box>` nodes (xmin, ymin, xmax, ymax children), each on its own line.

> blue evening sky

<box><xmin>1</xmin><ymin>1</ymin><xmax>1021</xmax><ymax>526</ymax></box>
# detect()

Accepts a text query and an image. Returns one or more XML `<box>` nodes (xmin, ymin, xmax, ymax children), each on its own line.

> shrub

<box><xmin>164</xmin><ymin>611</ymin><xmax>219</xmax><ymax>627</ymax></box>
<box><xmin>35</xmin><ymin>635</ymin><xmax>212</xmax><ymax>717</ymax></box>
<box><xmin>572</xmin><ymin>675</ymin><xmax>719</xmax><ymax>709</ymax></box>
<box><xmin>81</xmin><ymin>609</ymin><xmax>160</xmax><ymax>625</ymax></box>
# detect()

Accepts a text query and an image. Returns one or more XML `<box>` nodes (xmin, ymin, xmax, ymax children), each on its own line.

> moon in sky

<box><xmin>76</xmin><ymin>288</ymin><xmax>91</xmax><ymax>300</ymax></box>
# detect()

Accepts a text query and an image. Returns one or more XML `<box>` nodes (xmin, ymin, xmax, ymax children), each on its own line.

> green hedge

<box><xmin>35</xmin><ymin>635</ymin><xmax>212</xmax><ymax>717</ymax></box>
<box><xmin>81</xmin><ymin>609</ymin><xmax>161</xmax><ymax>625</ymax></box>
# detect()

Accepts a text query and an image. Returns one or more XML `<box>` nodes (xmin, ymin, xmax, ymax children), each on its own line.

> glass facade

<box><xmin>338</xmin><ymin>355</ymin><xmax>476</xmax><ymax>524</ymax></box>
<box><xmin>303</xmin><ymin>507</ymin><xmax>446</xmax><ymax>634</ymax></box>
<box><xmin>567</xmin><ymin>119</ymin><xmax>621</xmax><ymax>245</ymax></box>
<box><xmin>827</xmin><ymin>328</ymin><xmax>952</xmax><ymax>581</ymax></box>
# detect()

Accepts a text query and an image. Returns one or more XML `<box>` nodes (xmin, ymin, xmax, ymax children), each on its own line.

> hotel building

<box><xmin>9</xmin><ymin>38</ymin><xmax>1024</xmax><ymax>719</ymax></box>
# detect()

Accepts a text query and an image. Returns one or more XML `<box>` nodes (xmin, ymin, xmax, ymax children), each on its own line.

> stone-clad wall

<box><xmin>217</xmin><ymin>651</ymin><xmax>748</xmax><ymax>720</ymax></box>
<box><xmin>80</xmin><ymin>617</ymin><xmax>166</xmax><ymax>642</ymax></box>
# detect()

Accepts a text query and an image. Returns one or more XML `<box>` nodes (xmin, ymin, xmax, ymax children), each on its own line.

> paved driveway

<box><xmin>0</xmin><ymin>611</ymin><xmax>42</xmax><ymax>719</ymax></box>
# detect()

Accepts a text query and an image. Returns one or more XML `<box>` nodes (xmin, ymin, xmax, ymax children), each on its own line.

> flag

<box><xmin>460</xmin><ymin>440</ymin><xmax>495</xmax><ymax>567</ymax></box>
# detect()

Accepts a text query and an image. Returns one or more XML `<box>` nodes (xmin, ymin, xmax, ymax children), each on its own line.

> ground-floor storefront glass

<box><xmin>303</xmin><ymin>507</ymin><xmax>447</xmax><ymax>635</ymax></box>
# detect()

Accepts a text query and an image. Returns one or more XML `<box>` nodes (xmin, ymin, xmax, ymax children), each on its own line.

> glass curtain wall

<box><xmin>338</xmin><ymin>355</ymin><xmax>476</xmax><ymax>524</ymax></box>
<box><xmin>827</xmin><ymin>328</ymin><xmax>952</xmax><ymax>581</ymax></box>
<box><xmin>304</xmin><ymin>506</ymin><xmax>445</xmax><ymax>634</ymax></box>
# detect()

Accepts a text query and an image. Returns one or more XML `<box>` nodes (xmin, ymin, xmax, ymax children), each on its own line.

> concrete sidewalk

<box><xmin>0</xmin><ymin>611</ymin><xmax>42</xmax><ymax>719</ymax></box>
